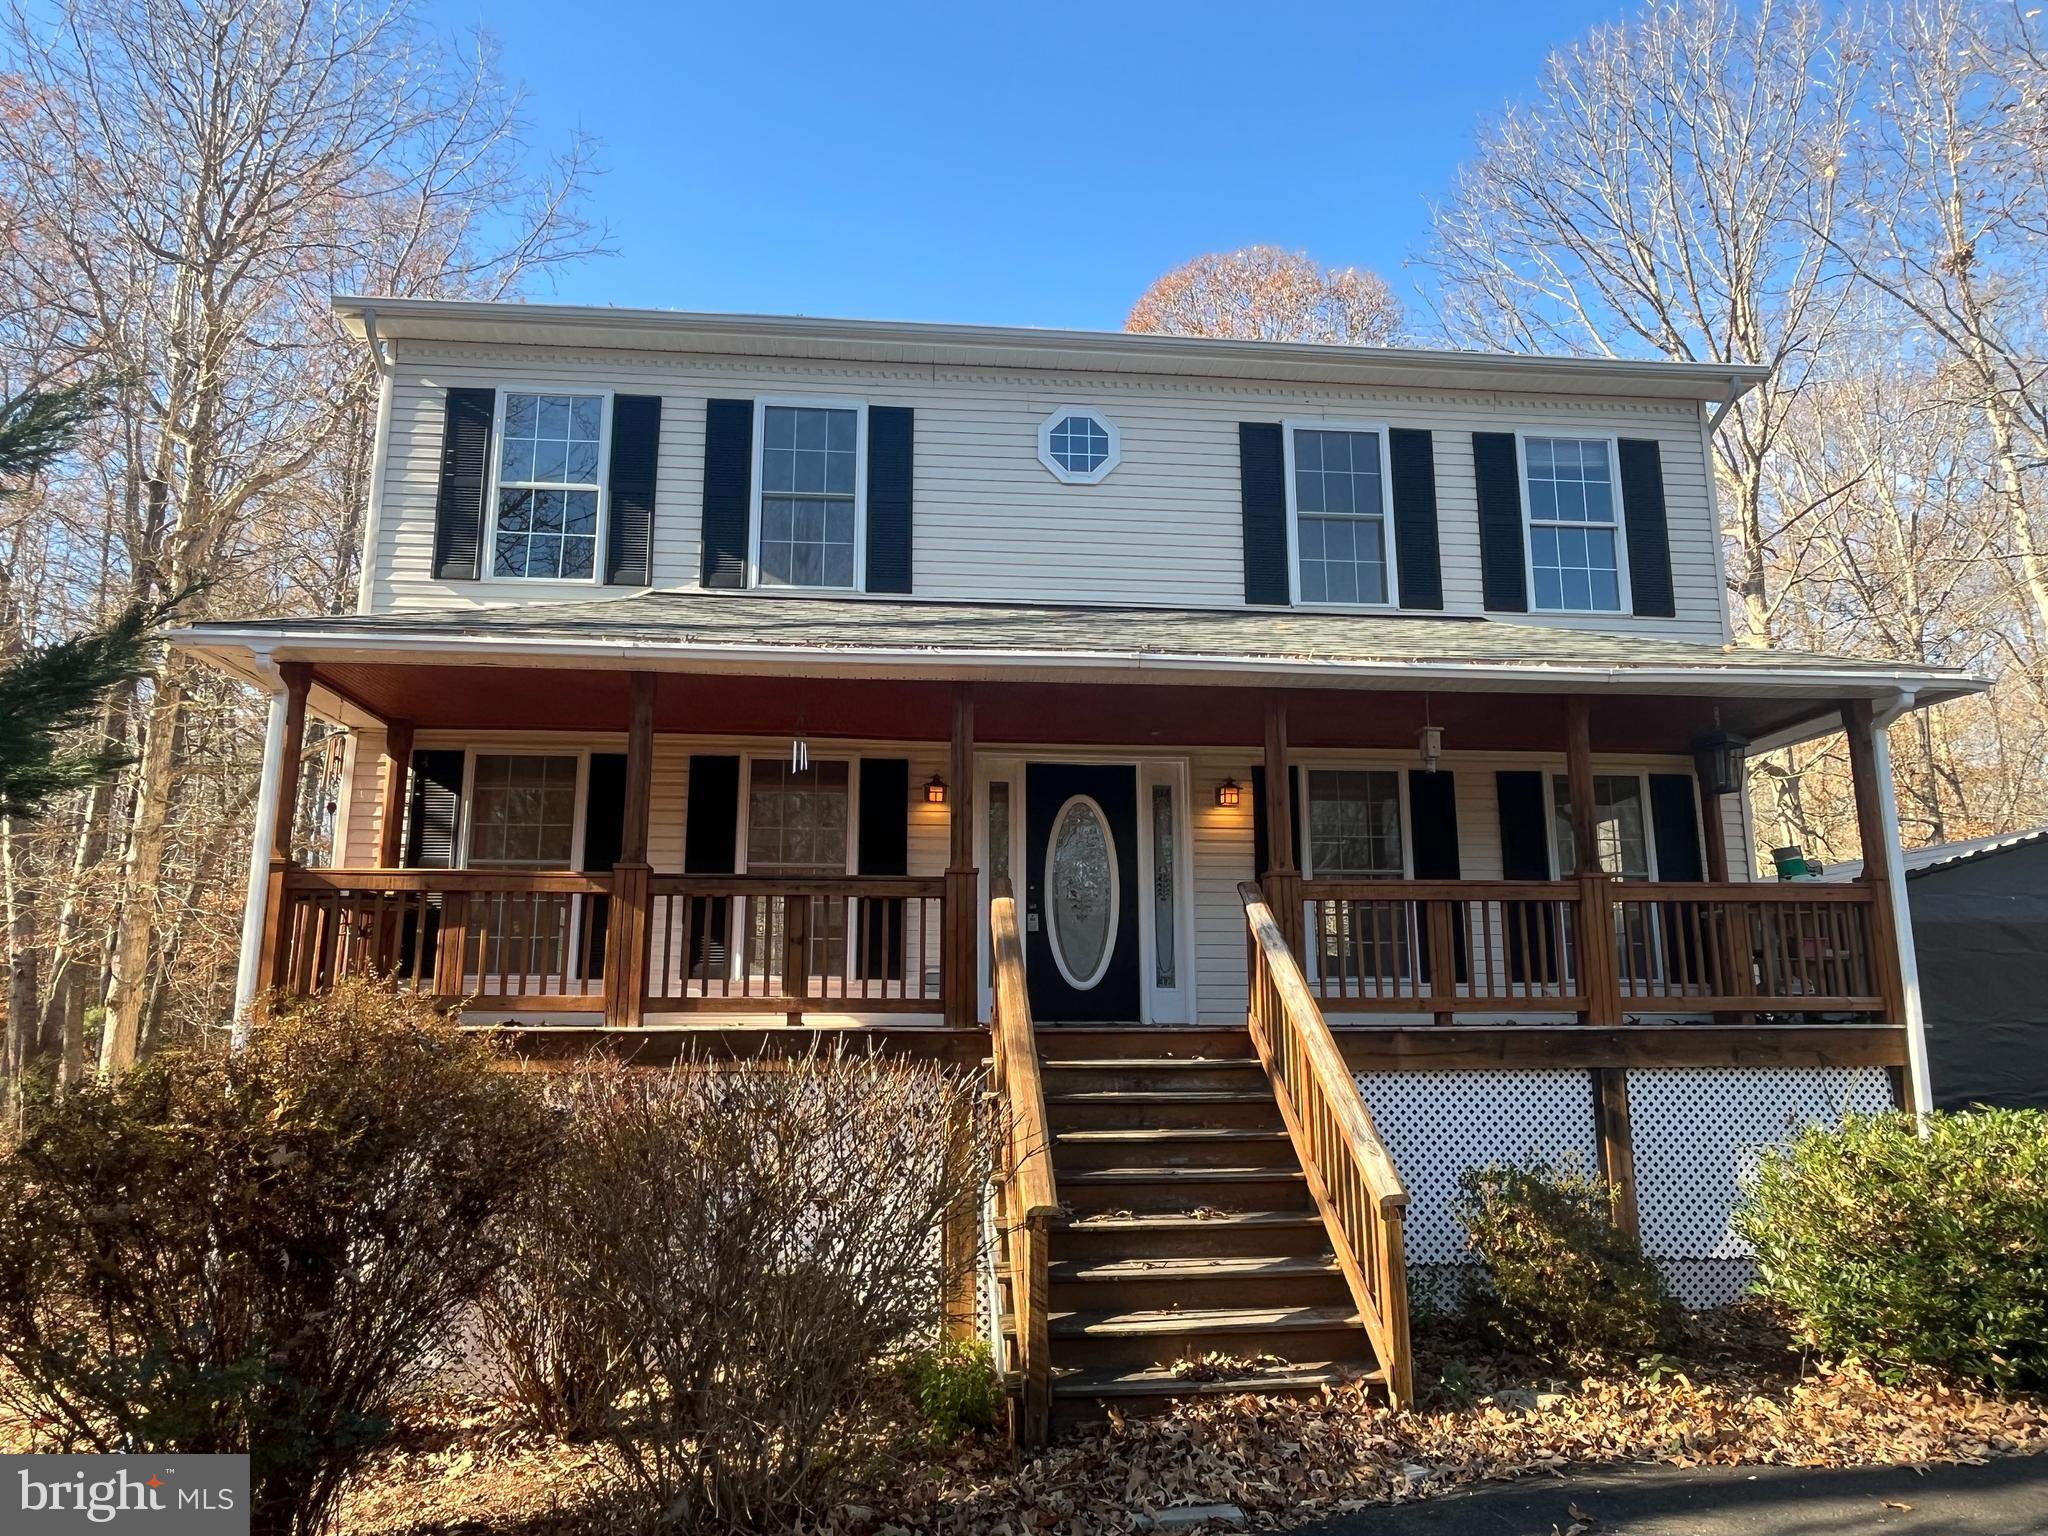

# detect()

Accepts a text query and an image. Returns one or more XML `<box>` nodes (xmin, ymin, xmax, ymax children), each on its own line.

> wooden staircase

<box><xmin>1029</xmin><ymin>1028</ymin><xmax>1385</xmax><ymax>1430</ymax></box>
<box><xmin>988</xmin><ymin>880</ymin><xmax>1412</xmax><ymax>1446</ymax></box>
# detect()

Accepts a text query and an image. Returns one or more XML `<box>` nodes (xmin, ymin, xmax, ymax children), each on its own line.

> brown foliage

<box><xmin>474</xmin><ymin>1049</ymin><xmax>994</xmax><ymax>1533</ymax></box>
<box><xmin>1127</xmin><ymin>246</ymin><xmax>1403</xmax><ymax>346</ymax></box>
<box><xmin>0</xmin><ymin>979</ymin><xmax>556</xmax><ymax>1536</ymax></box>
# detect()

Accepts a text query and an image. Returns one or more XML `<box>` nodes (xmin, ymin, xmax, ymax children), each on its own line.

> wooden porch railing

<box><xmin>643</xmin><ymin>875</ymin><xmax>946</xmax><ymax>1016</ymax></box>
<box><xmin>988</xmin><ymin>877</ymin><xmax>1056</xmax><ymax>1449</ymax></box>
<box><xmin>1241</xmin><ymin>881</ymin><xmax>1413</xmax><ymax>1407</ymax></box>
<box><xmin>1297</xmin><ymin>878</ymin><xmax>1889</xmax><ymax>1024</ymax></box>
<box><xmin>274</xmin><ymin>868</ymin><xmax>611</xmax><ymax>1007</ymax></box>
<box><xmin>270</xmin><ymin>868</ymin><xmax>950</xmax><ymax>1020</ymax></box>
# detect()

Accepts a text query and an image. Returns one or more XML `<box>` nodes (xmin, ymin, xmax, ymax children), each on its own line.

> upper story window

<box><xmin>1037</xmin><ymin>406</ymin><xmax>1120</xmax><ymax>483</ymax></box>
<box><xmin>1522</xmin><ymin>436</ymin><xmax>1628</xmax><ymax>614</ymax></box>
<box><xmin>1287</xmin><ymin>423</ymin><xmax>1395</xmax><ymax>606</ymax></box>
<box><xmin>492</xmin><ymin>392</ymin><xmax>607</xmax><ymax>580</ymax></box>
<box><xmin>1304</xmin><ymin>768</ymin><xmax>1405</xmax><ymax>877</ymax></box>
<box><xmin>756</xmin><ymin>400</ymin><xmax>862</xmax><ymax>589</ymax></box>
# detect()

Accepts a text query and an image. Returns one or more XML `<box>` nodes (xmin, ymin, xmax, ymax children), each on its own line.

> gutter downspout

<box><xmin>232</xmin><ymin>651</ymin><xmax>291</xmax><ymax>1047</ymax></box>
<box><xmin>1871</xmin><ymin>689</ymin><xmax>1933</xmax><ymax>1116</ymax></box>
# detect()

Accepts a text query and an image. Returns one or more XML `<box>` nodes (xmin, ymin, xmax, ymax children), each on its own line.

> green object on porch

<box><xmin>1772</xmin><ymin>845</ymin><xmax>1814</xmax><ymax>880</ymax></box>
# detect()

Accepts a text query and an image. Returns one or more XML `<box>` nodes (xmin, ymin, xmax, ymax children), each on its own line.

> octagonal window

<box><xmin>1037</xmin><ymin>406</ymin><xmax>1120</xmax><ymax>484</ymax></box>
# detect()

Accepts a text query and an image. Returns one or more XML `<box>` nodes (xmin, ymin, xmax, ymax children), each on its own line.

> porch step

<box><xmin>1060</xmin><ymin>1209</ymin><xmax>1330</xmax><ymax>1260</ymax></box>
<box><xmin>1050</xmin><ymin>1360</ymin><xmax>1379</xmax><ymax>1428</ymax></box>
<box><xmin>1032</xmin><ymin>1028</ymin><xmax>1258</xmax><ymax>1062</ymax></box>
<box><xmin>1050</xmin><ymin>1255</ymin><xmax>1341</xmax><ymax>1284</ymax></box>
<box><xmin>1060</xmin><ymin>1165</ymin><xmax>1310</xmax><ymax>1215</ymax></box>
<box><xmin>1046</xmin><ymin>1089</ymin><xmax>1283</xmax><ymax>1130</ymax></box>
<box><xmin>1045</xmin><ymin>1253</ymin><xmax>1349</xmax><ymax>1312</ymax></box>
<box><xmin>1052</xmin><ymin>1126</ymin><xmax>1295</xmax><ymax>1169</ymax></box>
<box><xmin>1046</xmin><ymin>1304</ymin><xmax>1366</xmax><ymax>1369</ymax></box>
<box><xmin>1041</xmin><ymin>1058</ymin><xmax>1267</xmax><ymax>1093</ymax></box>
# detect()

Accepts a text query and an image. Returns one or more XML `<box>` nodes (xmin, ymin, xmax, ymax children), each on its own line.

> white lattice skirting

<box><xmin>1354</xmin><ymin>1065</ymin><xmax>1897</xmax><ymax>1310</ymax></box>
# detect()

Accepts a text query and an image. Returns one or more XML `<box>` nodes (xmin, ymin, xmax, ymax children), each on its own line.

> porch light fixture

<box><xmin>1215</xmin><ymin>778</ymin><xmax>1242</xmax><ymax>809</ymax></box>
<box><xmin>923</xmin><ymin>774</ymin><xmax>948</xmax><ymax>805</ymax></box>
<box><xmin>1417</xmin><ymin>724</ymin><xmax>1444</xmax><ymax>774</ymax></box>
<box><xmin>1692</xmin><ymin>732</ymin><xmax>1750</xmax><ymax>797</ymax></box>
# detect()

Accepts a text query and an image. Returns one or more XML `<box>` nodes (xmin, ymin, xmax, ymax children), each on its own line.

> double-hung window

<box><xmin>1287</xmin><ymin>423</ymin><xmax>1395</xmax><ymax>606</ymax></box>
<box><xmin>464</xmin><ymin>752</ymin><xmax>584</xmax><ymax>977</ymax></box>
<box><xmin>756</xmin><ymin>400</ymin><xmax>863</xmax><ymax>589</ymax></box>
<box><xmin>1522</xmin><ymin>436</ymin><xmax>1627</xmax><ymax>613</ymax></box>
<box><xmin>492</xmin><ymin>392</ymin><xmax>608</xmax><ymax>580</ymax></box>
<box><xmin>1304</xmin><ymin>769</ymin><xmax>1406</xmax><ymax>879</ymax></box>
<box><xmin>743</xmin><ymin>758</ymin><xmax>853</xmax><ymax>978</ymax></box>
<box><xmin>1550</xmin><ymin>772</ymin><xmax>1651</xmax><ymax>880</ymax></box>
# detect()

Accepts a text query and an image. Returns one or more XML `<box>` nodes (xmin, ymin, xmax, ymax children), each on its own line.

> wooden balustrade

<box><xmin>274</xmin><ymin>869</ymin><xmax>611</xmax><ymax>1008</ymax></box>
<box><xmin>988</xmin><ymin>878</ymin><xmax>1056</xmax><ymax>1448</ymax></box>
<box><xmin>1295</xmin><ymin>878</ymin><xmax>1890</xmax><ymax>1025</ymax></box>
<box><xmin>642</xmin><ymin>875</ymin><xmax>946</xmax><ymax>1017</ymax></box>
<box><xmin>1241</xmin><ymin>881</ymin><xmax>1413</xmax><ymax>1406</ymax></box>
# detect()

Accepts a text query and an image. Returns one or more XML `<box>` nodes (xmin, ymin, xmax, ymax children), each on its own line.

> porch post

<box><xmin>1565</xmin><ymin>696</ymin><xmax>1621</xmax><ymax>1027</ymax></box>
<box><xmin>1262</xmin><ymin>694</ymin><xmax>1302</xmax><ymax>952</ymax></box>
<box><xmin>251</xmin><ymin>662</ymin><xmax>313</xmax><ymax>1006</ymax></box>
<box><xmin>1842</xmin><ymin>699</ymin><xmax>1925</xmax><ymax>1109</ymax></box>
<box><xmin>945</xmin><ymin>684</ymin><xmax>978</xmax><ymax>1026</ymax></box>
<box><xmin>1698</xmin><ymin>780</ymin><xmax>1732</xmax><ymax>884</ymax></box>
<box><xmin>376</xmin><ymin>718</ymin><xmax>415</xmax><ymax>869</ymax></box>
<box><xmin>603</xmin><ymin>672</ymin><xmax>656</xmax><ymax>1028</ymax></box>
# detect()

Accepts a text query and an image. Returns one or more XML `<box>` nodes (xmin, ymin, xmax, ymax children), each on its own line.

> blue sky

<box><xmin>434</xmin><ymin>1</ymin><xmax>1628</xmax><ymax>329</ymax></box>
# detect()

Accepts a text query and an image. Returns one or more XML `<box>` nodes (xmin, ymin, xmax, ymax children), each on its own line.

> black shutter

<box><xmin>1473</xmin><ymin>431</ymin><xmax>1528</xmax><ymax>613</ymax></box>
<box><xmin>432</xmin><ymin>388</ymin><xmax>495</xmax><ymax>581</ymax></box>
<box><xmin>1388</xmin><ymin>428</ymin><xmax>1444</xmax><ymax>610</ymax></box>
<box><xmin>865</xmin><ymin>407</ymin><xmax>914</xmax><ymax>593</ymax></box>
<box><xmin>1495</xmin><ymin>769</ymin><xmax>1561</xmax><ymax>985</ymax></box>
<box><xmin>684</xmin><ymin>755</ymin><xmax>741</xmax><ymax>873</ymax></box>
<box><xmin>1408</xmin><ymin>770</ymin><xmax>1461</xmax><ymax>879</ymax></box>
<box><xmin>579</xmin><ymin>753</ymin><xmax>628</xmax><ymax>979</ymax></box>
<box><xmin>1649</xmin><ymin>773</ymin><xmax>1705</xmax><ymax>881</ymax></box>
<box><xmin>1618</xmin><ymin>438</ymin><xmax>1676</xmax><ymax>618</ymax></box>
<box><xmin>605</xmin><ymin>395</ymin><xmax>662</xmax><ymax>586</ymax></box>
<box><xmin>856</xmin><ymin>758</ymin><xmax>909</xmax><ymax>981</ymax></box>
<box><xmin>1250</xmin><ymin>765</ymin><xmax>1304</xmax><ymax>878</ymax></box>
<box><xmin>582</xmin><ymin>754</ymin><xmax>628</xmax><ymax>872</ymax></box>
<box><xmin>1239</xmin><ymin>422</ymin><xmax>1290</xmax><ymax>605</ymax></box>
<box><xmin>700</xmin><ymin>399</ymin><xmax>753</xmax><ymax>589</ymax></box>
<box><xmin>1495</xmin><ymin>770</ymin><xmax>1552</xmax><ymax>880</ymax></box>
<box><xmin>683</xmin><ymin>754</ymin><xmax>740</xmax><ymax>979</ymax></box>
<box><xmin>404</xmin><ymin>749</ymin><xmax>465</xmax><ymax>869</ymax></box>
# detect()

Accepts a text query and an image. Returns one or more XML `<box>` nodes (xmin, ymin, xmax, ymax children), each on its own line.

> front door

<box><xmin>1024</xmin><ymin>763</ymin><xmax>1140</xmax><ymax>1021</ymax></box>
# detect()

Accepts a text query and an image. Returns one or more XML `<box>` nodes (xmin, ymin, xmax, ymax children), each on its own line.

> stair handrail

<box><xmin>989</xmin><ymin>877</ymin><xmax>1056</xmax><ymax>1446</ymax></box>
<box><xmin>1239</xmin><ymin>881</ymin><xmax>1414</xmax><ymax>1407</ymax></box>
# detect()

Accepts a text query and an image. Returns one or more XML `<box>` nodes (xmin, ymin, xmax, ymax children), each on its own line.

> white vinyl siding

<box><xmin>363</xmin><ymin>343</ymin><xmax>1727</xmax><ymax>643</ymax></box>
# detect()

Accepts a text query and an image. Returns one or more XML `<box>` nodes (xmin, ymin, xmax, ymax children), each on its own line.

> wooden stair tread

<box><xmin>1065</xmin><ymin>1210</ymin><xmax>1322</xmax><ymax>1231</ymax></box>
<box><xmin>1055</xmin><ymin>1127</ymin><xmax>1288</xmax><ymax>1143</ymax></box>
<box><xmin>1046</xmin><ymin>1090</ymin><xmax>1275</xmax><ymax>1105</ymax></box>
<box><xmin>1061</xmin><ymin>1165</ymin><xmax>1305</xmax><ymax>1183</ymax></box>
<box><xmin>1051</xmin><ymin>1304</ymin><xmax>1363</xmax><ymax>1337</ymax></box>
<box><xmin>1041</xmin><ymin>1058</ymin><xmax>1264</xmax><ymax>1071</ymax></box>
<box><xmin>1053</xmin><ymin>1361</ymin><xmax>1381</xmax><ymax>1399</ymax></box>
<box><xmin>1050</xmin><ymin>1255</ymin><xmax>1340</xmax><ymax>1282</ymax></box>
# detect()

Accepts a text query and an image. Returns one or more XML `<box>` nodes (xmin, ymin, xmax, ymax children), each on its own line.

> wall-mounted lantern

<box><xmin>1215</xmin><ymin>777</ymin><xmax>1243</xmax><ymax>809</ymax></box>
<box><xmin>923</xmin><ymin>774</ymin><xmax>948</xmax><ymax>805</ymax></box>
<box><xmin>1692</xmin><ymin>733</ymin><xmax>1750</xmax><ymax>798</ymax></box>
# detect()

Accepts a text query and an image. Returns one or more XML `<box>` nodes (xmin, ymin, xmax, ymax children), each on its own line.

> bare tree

<box><xmin>0</xmin><ymin>0</ymin><xmax>601</xmax><ymax>1070</ymax></box>
<box><xmin>1127</xmin><ymin>245</ymin><xmax>1404</xmax><ymax>345</ymax></box>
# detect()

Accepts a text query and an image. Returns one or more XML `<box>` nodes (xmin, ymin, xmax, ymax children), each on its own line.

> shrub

<box><xmin>902</xmin><ymin>1338</ymin><xmax>1001</xmax><ymax>1441</ymax></box>
<box><xmin>1736</xmin><ymin>1108</ymin><xmax>2048</xmax><ymax>1388</ymax></box>
<box><xmin>1456</xmin><ymin>1160</ymin><xmax>1676</xmax><ymax>1360</ymax></box>
<box><xmin>0</xmin><ymin>980</ymin><xmax>555</xmax><ymax>1536</ymax></box>
<box><xmin>482</xmin><ymin>1050</ymin><xmax>991</xmax><ymax>1532</ymax></box>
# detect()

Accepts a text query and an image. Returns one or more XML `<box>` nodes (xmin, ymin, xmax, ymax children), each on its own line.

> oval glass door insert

<box><xmin>1046</xmin><ymin>795</ymin><xmax>1118</xmax><ymax>989</ymax></box>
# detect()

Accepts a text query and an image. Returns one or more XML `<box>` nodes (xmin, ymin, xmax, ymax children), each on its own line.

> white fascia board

<box><xmin>330</xmin><ymin>296</ymin><xmax>1769</xmax><ymax>404</ymax></box>
<box><xmin>170</xmin><ymin>624</ymin><xmax>1984</xmax><ymax>705</ymax></box>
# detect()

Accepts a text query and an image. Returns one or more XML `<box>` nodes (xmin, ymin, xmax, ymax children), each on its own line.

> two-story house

<box><xmin>174</xmin><ymin>299</ymin><xmax>1979</xmax><ymax>1440</ymax></box>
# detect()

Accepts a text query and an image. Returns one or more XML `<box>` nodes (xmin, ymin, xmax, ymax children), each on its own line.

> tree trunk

<box><xmin>100</xmin><ymin>668</ymin><xmax>185</xmax><ymax>1073</ymax></box>
<box><xmin>3</xmin><ymin>817</ymin><xmax>38</xmax><ymax>1109</ymax></box>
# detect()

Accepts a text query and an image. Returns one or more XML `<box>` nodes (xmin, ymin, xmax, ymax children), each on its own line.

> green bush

<box><xmin>0</xmin><ymin>980</ymin><xmax>555</xmax><ymax>1536</ymax></box>
<box><xmin>902</xmin><ymin>1339</ymin><xmax>1000</xmax><ymax>1441</ymax></box>
<box><xmin>1456</xmin><ymin>1160</ymin><xmax>1677</xmax><ymax>1360</ymax></box>
<box><xmin>1736</xmin><ymin>1109</ymin><xmax>2048</xmax><ymax>1388</ymax></box>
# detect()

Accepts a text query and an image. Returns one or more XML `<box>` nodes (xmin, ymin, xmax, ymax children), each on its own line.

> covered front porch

<box><xmin>218</xmin><ymin>655</ymin><xmax>1923</xmax><ymax>1059</ymax></box>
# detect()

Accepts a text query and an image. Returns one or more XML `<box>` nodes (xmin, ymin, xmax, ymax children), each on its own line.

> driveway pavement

<box><xmin>1296</xmin><ymin>1456</ymin><xmax>2048</xmax><ymax>1536</ymax></box>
